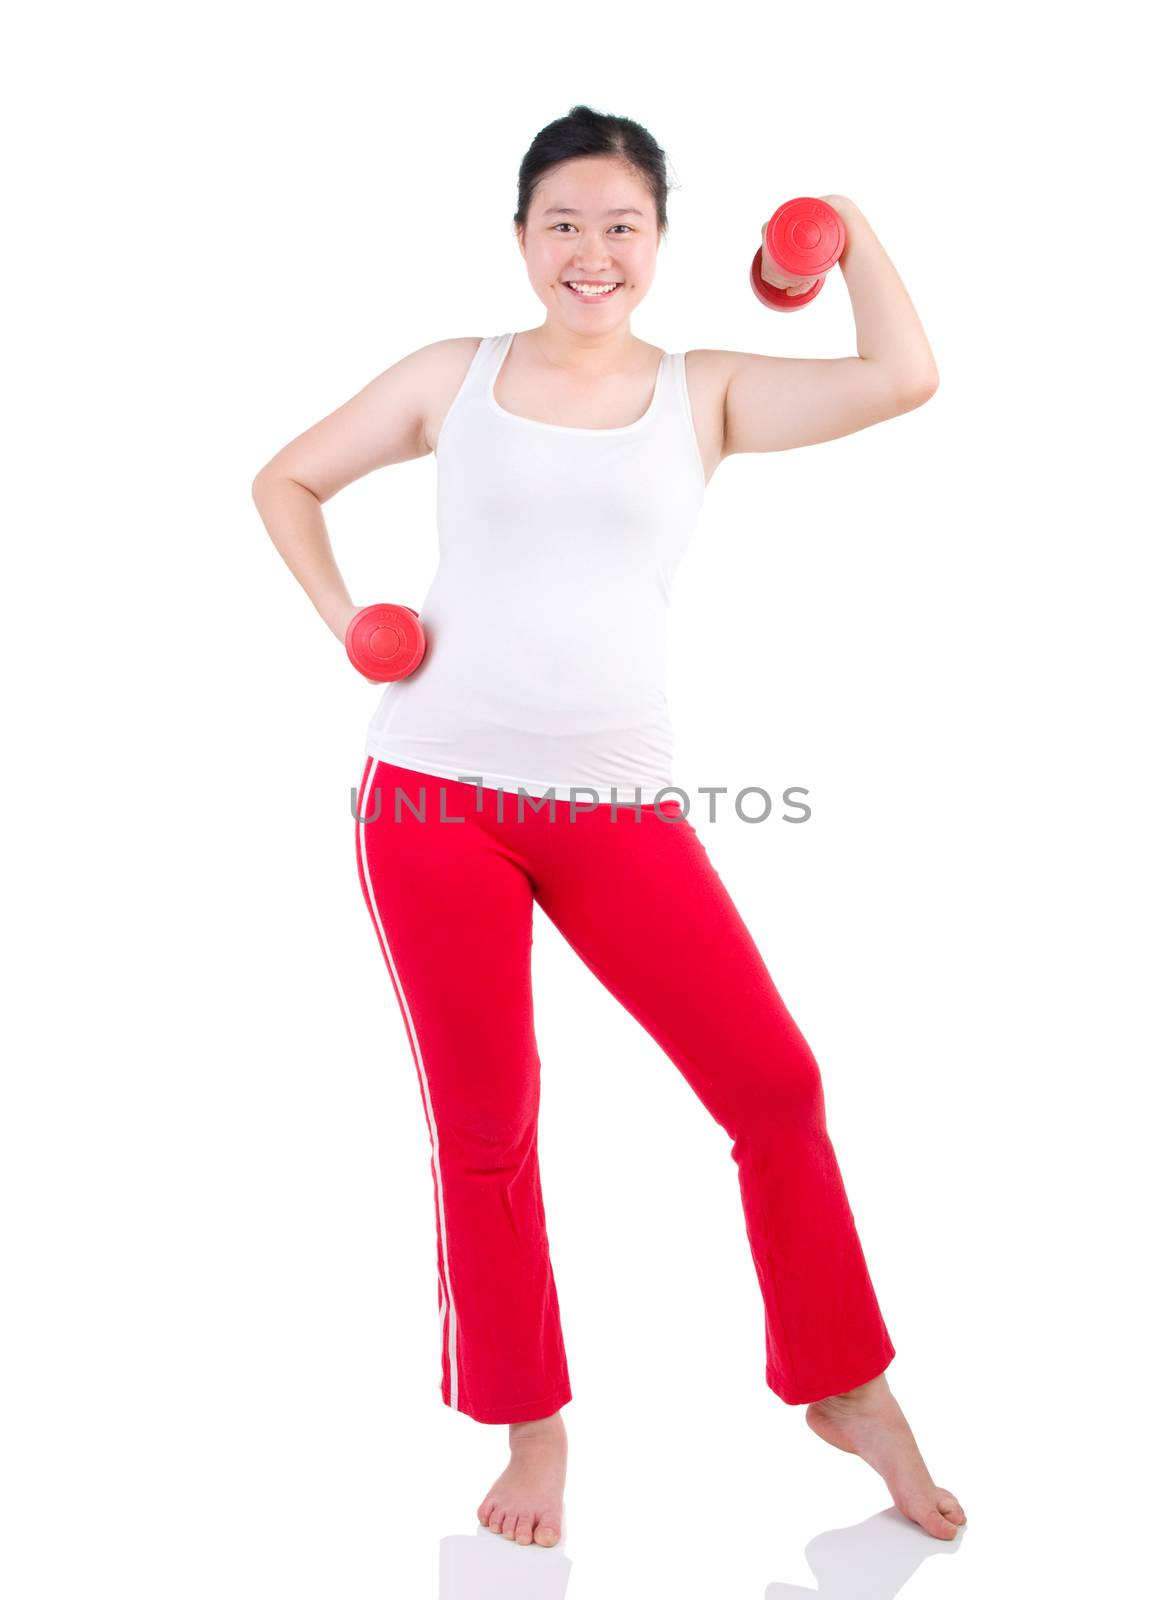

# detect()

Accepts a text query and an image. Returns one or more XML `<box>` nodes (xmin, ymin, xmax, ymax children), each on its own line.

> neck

<box><xmin>529</xmin><ymin>319</ymin><xmax>641</xmax><ymax>373</ymax></box>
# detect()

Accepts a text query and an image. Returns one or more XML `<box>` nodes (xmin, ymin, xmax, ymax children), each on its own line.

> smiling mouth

<box><xmin>563</xmin><ymin>280</ymin><xmax>623</xmax><ymax>299</ymax></box>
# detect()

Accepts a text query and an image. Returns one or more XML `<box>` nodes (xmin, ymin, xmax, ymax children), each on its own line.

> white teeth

<box><xmin>566</xmin><ymin>281</ymin><xmax>619</xmax><ymax>296</ymax></box>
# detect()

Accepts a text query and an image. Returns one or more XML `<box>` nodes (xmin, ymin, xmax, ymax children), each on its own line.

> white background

<box><xmin>4</xmin><ymin>2</ymin><xmax>1149</xmax><ymax>1595</ymax></box>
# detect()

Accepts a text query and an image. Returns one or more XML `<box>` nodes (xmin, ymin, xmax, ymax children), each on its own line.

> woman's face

<box><xmin>516</xmin><ymin>155</ymin><xmax>659</xmax><ymax>329</ymax></box>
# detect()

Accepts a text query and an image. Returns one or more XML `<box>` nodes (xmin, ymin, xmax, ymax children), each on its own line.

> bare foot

<box><xmin>806</xmin><ymin>1372</ymin><xmax>966</xmax><ymax>1541</ymax></box>
<box><xmin>476</xmin><ymin>1412</ymin><xmax>567</xmax><ymax>1548</ymax></box>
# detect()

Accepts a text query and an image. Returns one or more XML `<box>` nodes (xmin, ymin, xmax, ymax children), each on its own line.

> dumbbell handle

<box><xmin>750</xmin><ymin>196</ymin><xmax>845</xmax><ymax>312</ymax></box>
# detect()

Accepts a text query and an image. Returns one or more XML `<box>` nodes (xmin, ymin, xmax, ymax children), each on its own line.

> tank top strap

<box><xmin>460</xmin><ymin>332</ymin><xmax>507</xmax><ymax>404</ymax></box>
<box><xmin>432</xmin><ymin>334</ymin><xmax>505</xmax><ymax>453</ymax></box>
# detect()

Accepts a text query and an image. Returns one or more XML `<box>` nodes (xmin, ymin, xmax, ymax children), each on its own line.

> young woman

<box><xmin>252</xmin><ymin>104</ymin><xmax>965</xmax><ymax>1552</ymax></box>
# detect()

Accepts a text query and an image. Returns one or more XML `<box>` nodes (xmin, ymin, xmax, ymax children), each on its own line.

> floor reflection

<box><xmin>766</xmin><ymin>1505</ymin><xmax>966</xmax><ymax>1596</ymax></box>
<box><xmin>435</xmin><ymin>1501</ymin><xmax>965</xmax><ymax>1596</ymax></box>
<box><xmin>439</xmin><ymin>1513</ymin><xmax>573</xmax><ymax>1597</ymax></box>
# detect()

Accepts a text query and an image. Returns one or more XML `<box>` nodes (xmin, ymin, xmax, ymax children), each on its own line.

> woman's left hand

<box><xmin>758</xmin><ymin>193</ymin><xmax>849</xmax><ymax>295</ymax></box>
<box><xmin>756</xmin><ymin>249</ymin><xmax>820</xmax><ymax>297</ymax></box>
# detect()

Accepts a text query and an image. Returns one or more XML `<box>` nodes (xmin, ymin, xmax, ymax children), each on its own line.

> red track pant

<box><xmin>354</xmin><ymin>758</ymin><xmax>896</xmax><ymax>1423</ymax></box>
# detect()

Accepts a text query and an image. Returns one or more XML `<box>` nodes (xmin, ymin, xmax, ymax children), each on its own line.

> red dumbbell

<box><xmin>345</xmin><ymin>602</ymin><xmax>427</xmax><ymax>682</ymax></box>
<box><xmin>750</xmin><ymin>196</ymin><xmax>845</xmax><ymax>312</ymax></box>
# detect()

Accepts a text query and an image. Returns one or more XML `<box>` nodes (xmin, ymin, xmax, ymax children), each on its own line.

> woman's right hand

<box><xmin>329</xmin><ymin>601</ymin><xmax>381</xmax><ymax>682</ymax></box>
<box><xmin>330</xmin><ymin>600</ymin><xmax>363</xmax><ymax>644</ymax></box>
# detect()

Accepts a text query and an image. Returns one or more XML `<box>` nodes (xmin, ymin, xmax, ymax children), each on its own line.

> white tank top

<box><xmin>363</xmin><ymin>330</ymin><xmax>708</xmax><ymax>802</ymax></box>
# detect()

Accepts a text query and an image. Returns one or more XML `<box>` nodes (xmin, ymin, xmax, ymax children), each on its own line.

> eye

<box><xmin>552</xmin><ymin>223</ymin><xmax>633</xmax><ymax>234</ymax></box>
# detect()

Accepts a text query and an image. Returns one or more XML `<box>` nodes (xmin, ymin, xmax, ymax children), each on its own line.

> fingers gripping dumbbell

<box><xmin>750</xmin><ymin>196</ymin><xmax>845</xmax><ymax>312</ymax></box>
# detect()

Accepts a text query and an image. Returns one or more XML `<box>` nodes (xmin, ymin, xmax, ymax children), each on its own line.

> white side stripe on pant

<box><xmin>357</xmin><ymin>757</ymin><xmax>459</xmax><ymax>1412</ymax></box>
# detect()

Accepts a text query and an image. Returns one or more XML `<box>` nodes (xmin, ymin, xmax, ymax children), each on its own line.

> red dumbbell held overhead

<box><xmin>750</xmin><ymin>196</ymin><xmax>846</xmax><ymax>312</ymax></box>
<box><xmin>345</xmin><ymin>602</ymin><xmax>427</xmax><ymax>682</ymax></box>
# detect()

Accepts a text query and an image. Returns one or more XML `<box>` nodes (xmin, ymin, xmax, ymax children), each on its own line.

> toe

<box><xmin>925</xmin><ymin>1507</ymin><xmax>960</xmax><ymax>1540</ymax></box>
<box><xmin>940</xmin><ymin>1493</ymin><xmax>966</xmax><ymax>1526</ymax></box>
<box><xmin>477</xmin><ymin>1499</ymin><xmax>495</xmax><ymax>1528</ymax></box>
<box><xmin>501</xmin><ymin>1510</ymin><xmax>518</xmax><ymax>1539</ymax></box>
<box><xmin>534</xmin><ymin>1521</ymin><xmax>560</xmax><ymax>1547</ymax></box>
<box><xmin>487</xmin><ymin>1509</ymin><xmax>504</xmax><ymax>1533</ymax></box>
<box><xmin>514</xmin><ymin>1514</ymin><xmax>534</xmax><ymax>1545</ymax></box>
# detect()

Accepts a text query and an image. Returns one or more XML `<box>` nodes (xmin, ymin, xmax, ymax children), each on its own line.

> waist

<box><xmin>365</xmin><ymin>688</ymin><xmax>676</xmax><ymax>801</ymax></box>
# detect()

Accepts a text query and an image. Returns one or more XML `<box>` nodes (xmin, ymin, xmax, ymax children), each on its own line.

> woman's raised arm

<box><xmin>718</xmin><ymin>195</ymin><xmax>939</xmax><ymax>458</ymax></box>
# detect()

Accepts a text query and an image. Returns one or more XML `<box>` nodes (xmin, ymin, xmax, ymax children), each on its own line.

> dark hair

<box><xmin>513</xmin><ymin>104</ymin><xmax>676</xmax><ymax>240</ymax></box>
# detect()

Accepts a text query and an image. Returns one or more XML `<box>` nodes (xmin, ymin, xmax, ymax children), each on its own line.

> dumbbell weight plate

<box><xmin>750</xmin><ymin>196</ymin><xmax>846</xmax><ymax>312</ymax></box>
<box><xmin>345</xmin><ymin>602</ymin><xmax>427</xmax><ymax>682</ymax></box>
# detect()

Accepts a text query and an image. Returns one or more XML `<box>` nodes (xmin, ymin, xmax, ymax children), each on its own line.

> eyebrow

<box><xmin>542</xmin><ymin>206</ymin><xmax>645</xmax><ymax>218</ymax></box>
